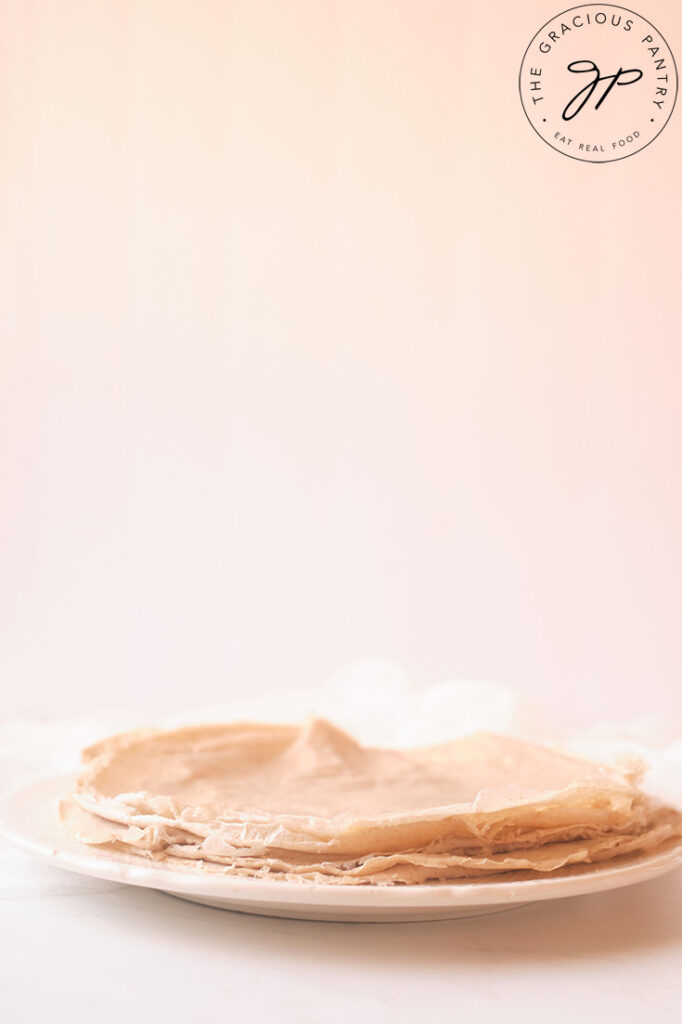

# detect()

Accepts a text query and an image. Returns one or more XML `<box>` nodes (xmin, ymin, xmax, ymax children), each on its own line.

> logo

<box><xmin>519</xmin><ymin>5</ymin><xmax>677</xmax><ymax>162</ymax></box>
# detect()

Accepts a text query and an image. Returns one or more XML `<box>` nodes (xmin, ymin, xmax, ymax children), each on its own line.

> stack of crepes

<box><xmin>59</xmin><ymin>718</ymin><xmax>682</xmax><ymax>885</ymax></box>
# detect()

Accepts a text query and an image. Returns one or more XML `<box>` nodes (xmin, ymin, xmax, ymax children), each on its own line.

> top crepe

<box><xmin>75</xmin><ymin>718</ymin><xmax>639</xmax><ymax>821</ymax></box>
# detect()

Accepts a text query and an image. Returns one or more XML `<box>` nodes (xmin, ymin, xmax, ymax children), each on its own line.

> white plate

<box><xmin>2</xmin><ymin>771</ymin><xmax>681</xmax><ymax>922</ymax></box>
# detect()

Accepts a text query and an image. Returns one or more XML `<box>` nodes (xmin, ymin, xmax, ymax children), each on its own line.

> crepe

<box><xmin>59</xmin><ymin>718</ymin><xmax>682</xmax><ymax>885</ymax></box>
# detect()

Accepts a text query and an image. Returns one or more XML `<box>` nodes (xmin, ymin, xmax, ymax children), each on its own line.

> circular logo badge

<box><xmin>519</xmin><ymin>5</ymin><xmax>678</xmax><ymax>162</ymax></box>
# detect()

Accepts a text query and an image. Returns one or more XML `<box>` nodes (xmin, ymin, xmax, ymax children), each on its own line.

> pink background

<box><xmin>2</xmin><ymin>1</ymin><xmax>681</xmax><ymax>725</ymax></box>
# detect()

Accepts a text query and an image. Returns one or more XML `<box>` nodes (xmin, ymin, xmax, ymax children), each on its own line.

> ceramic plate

<box><xmin>2</xmin><ymin>771</ymin><xmax>681</xmax><ymax>922</ymax></box>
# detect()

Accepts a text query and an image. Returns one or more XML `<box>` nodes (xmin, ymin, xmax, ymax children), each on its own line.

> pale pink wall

<box><xmin>2</xmin><ymin>1</ymin><xmax>681</xmax><ymax>724</ymax></box>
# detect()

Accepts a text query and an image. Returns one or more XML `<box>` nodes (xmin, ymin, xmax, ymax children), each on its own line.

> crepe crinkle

<box><xmin>59</xmin><ymin>718</ymin><xmax>682</xmax><ymax>885</ymax></box>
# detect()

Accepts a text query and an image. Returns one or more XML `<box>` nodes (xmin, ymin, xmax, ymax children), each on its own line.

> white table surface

<box><xmin>2</xmin><ymin>837</ymin><xmax>681</xmax><ymax>1024</ymax></box>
